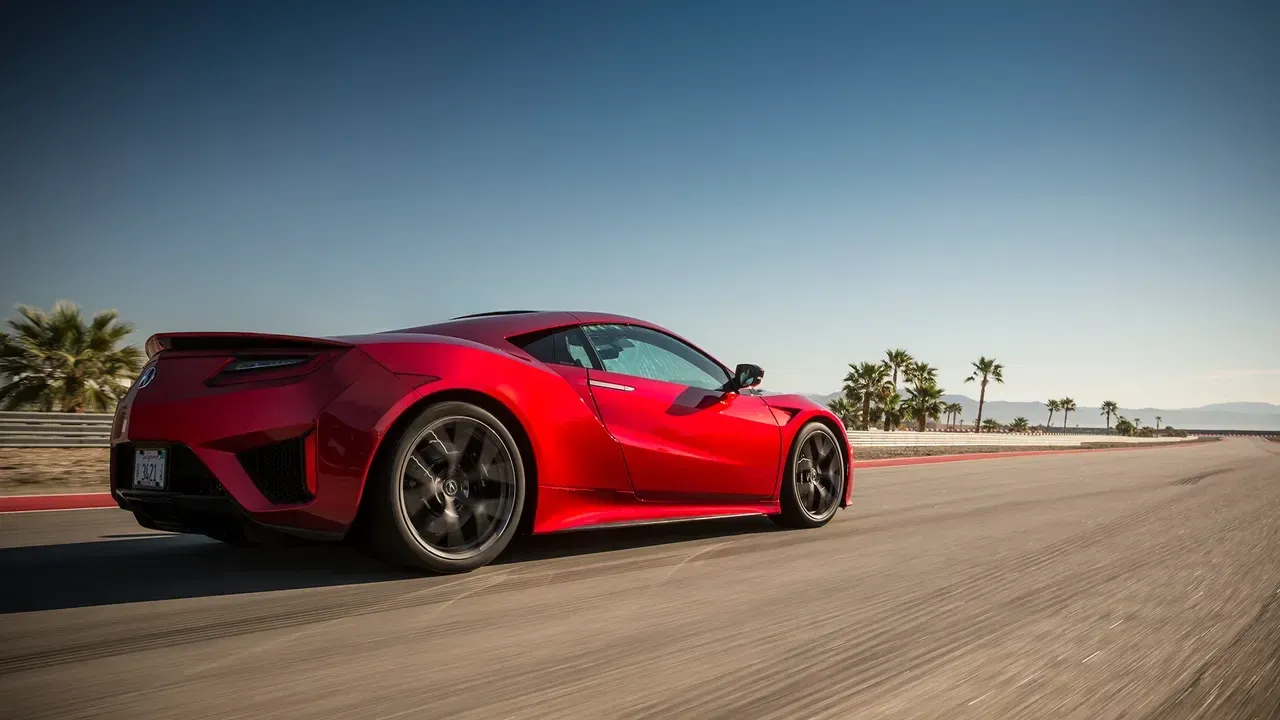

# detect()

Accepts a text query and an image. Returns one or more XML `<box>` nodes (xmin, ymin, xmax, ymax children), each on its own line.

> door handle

<box><xmin>588</xmin><ymin>379</ymin><xmax>635</xmax><ymax>392</ymax></box>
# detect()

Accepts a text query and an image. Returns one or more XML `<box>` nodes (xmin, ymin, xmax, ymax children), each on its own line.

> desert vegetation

<box><xmin>0</xmin><ymin>301</ymin><xmax>143</xmax><ymax>412</ymax></box>
<box><xmin>827</xmin><ymin>354</ymin><xmax>1194</xmax><ymax>438</ymax></box>
<box><xmin>833</xmin><ymin>350</ymin><xmax>1005</xmax><ymax>433</ymax></box>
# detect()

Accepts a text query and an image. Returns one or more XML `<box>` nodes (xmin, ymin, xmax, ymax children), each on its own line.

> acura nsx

<box><xmin>111</xmin><ymin>310</ymin><xmax>853</xmax><ymax>572</ymax></box>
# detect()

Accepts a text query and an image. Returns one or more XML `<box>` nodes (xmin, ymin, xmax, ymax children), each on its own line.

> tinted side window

<box><xmin>581</xmin><ymin>324</ymin><xmax>730</xmax><ymax>390</ymax></box>
<box><xmin>513</xmin><ymin>330</ymin><xmax>557</xmax><ymax>364</ymax></box>
<box><xmin>512</xmin><ymin>327</ymin><xmax>601</xmax><ymax>370</ymax></box>
<box><xmin>556</xmin><ymin>327</ymin><xmax>598</xmax><ymax>369</ymax></box>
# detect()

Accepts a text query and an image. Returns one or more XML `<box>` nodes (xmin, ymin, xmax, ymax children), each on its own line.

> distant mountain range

<box><xmin>800</xmin><ymin>393</ymin><xmax>1280</xmax><ymax>431</ymax></box>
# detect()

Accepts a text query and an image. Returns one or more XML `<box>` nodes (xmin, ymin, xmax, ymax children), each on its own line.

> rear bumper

<box><xmin>116</xmin><ymin>489</ymin><xmax>342</xmax><ymax>542</ymax></box>
<box><xmin>111</xmin><ymin>442</ymin><xmax>343</xmax><ymax>542</ymax></box>
<box><xmin>111</xmin><ymin>348</ymin><xmax>417</xmax><ymax>537</ymax></box>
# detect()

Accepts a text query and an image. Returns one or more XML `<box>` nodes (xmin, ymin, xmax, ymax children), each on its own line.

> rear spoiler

<box><xmin>144</xmin><ymin>332</ymin><xmax>354</xmax><ymax>359</ymax></box>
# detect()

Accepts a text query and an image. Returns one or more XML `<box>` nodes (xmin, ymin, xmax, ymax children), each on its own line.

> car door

<box><xmin>508</xmin><ymin>325</ymin><xmax>634</xmax><ymax>492</ymax></box>
<box><xmin>579</xmin><ymin>323</ymin><xmax>782</xmax><ymax>502</ymax></box>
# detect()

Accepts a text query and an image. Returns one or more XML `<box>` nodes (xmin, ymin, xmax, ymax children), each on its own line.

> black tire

<box><xmin>365</xmin><ymin>401</ymin><xmax>526</xmax><ymax>573</ymax></box>
<box><xmin>772</xmin><ymin>421</ymin><xmax>846</xmax><ymax>529</ymax></box>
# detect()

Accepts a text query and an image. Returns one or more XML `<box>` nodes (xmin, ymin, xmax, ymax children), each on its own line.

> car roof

<box><xmin>388</xmin><ymin>310</ymin><xmax>666</xmax><ymax>347</ymax></box>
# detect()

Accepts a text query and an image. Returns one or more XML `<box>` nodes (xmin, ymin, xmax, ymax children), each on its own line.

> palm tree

<box><xmin>1059</xmin><ymin>397</ymin><xmax>1076</xmax><ymax>428</ymax></box>
<box><xmin>902</xmin><ymin>381</ymin><xmax>946</xmax><ymax>431</ymax></box>
<box><xmin>945</xmin><ymin>401</ymin><xmax>964</xmax><ymax>428</ymax></box>
<box><xmin>964</xmin><ymin>356</ymin><xmax>1005</xmax><ymax>433</ymax></box>
<box><xmin>827</xmin><ymin>396</ymin><xmax>860</xmax><ymax>429</ymax></box>
<box><xmin>1155</xmin><ymin>416</ymin><xmax>1162</xmax><ymax>432</ymax></box>
<box><xmin>843</xmin><ymin>361</ymin><xmax>891</xmax><ymax>431</ymax></box>
<box><xmin>1100</xmin><ymin>400</ymin><xmax>1119</xmax><ymax>430</ymax></box>
<box><xmin>981</xmin><ymin>417</ymin><xmax>1002</xmax><ymax>432</ymax></box>
<box><xmin>1009</xmin><ymin>417</ymin><xmax>1030</xmax><ymax>432</ymax></box>
<box><xmin>883</xmin><ymin>349</ymin><xmax>914</xmax><ymax>389</ymax></box>
<box><xmin>1115</xmin><ymin>416</ymin><xmax>1135</xmax><ymax>436</ymax></box>
<box><xmin>866</xmin><ymin>403</ymin><xmax>885</xmax><ymax>429</ymax></box>
<box><xmin>904</xmin><ymin>361</ymin><xmax>937</xmax><ymax>388</ymax></box>
<box><xmin>1133</xmin><ymin>417</ymin><xmax>1142</xmax><ymax>430</ymax></box>
<box><xmin>1045</xmin><ymin>399</ymin><xmax>1060</xmax><ymax>428</ymax></box>
<box><xmin>0</xmin><ymin>301</ymin><xmax>143</xmax><ymax>412</ymax></box>
<box><xmin>877</xmin><ymin>388</ymin><xmax>903</xmax><ymax>431</ymax></box>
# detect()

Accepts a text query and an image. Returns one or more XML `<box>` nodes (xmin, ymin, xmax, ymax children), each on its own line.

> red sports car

<box><xmin>111</xmin><ymin>311</ymin><xmax>853</xmax><ymax>572</ymax></box>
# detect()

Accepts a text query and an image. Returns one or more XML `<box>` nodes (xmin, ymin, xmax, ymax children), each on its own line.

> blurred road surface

<box><xmin>2</xmin><ymin>439</ymin><xmax>1279</xmax><ymax>719</ymax></box>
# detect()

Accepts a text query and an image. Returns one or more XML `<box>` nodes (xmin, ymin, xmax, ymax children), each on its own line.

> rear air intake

<box><xmin>236</xmin><ymin>435</ymin><xmax>312</xmax><ymax>505</ymax></box>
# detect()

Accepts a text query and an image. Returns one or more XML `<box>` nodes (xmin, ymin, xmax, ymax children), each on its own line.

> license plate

<box><xmin>133</xmin><ymin>448</ymin><xmax>167</xmax><ymax>490</ymax></box>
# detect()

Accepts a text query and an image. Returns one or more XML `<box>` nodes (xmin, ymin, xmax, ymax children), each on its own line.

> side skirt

<box><xmin>531</xmin><ymin>486</ymin><xmax>780</xmax><ymax>534</ymax></box>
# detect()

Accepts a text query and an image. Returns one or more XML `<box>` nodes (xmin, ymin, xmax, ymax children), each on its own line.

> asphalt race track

<box><xmin>3</xmin><ymin>440</ymin><xmax>1279</xmax><ymax>719</ymax></box>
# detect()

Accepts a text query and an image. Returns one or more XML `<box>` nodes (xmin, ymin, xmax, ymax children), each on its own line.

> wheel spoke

<box><xmin>422</xmin><ymin>430</ymin><xmax>459</xmax><ymax>471</ymax></box>
<box><xmin>800</xmin><ymin>445</ymin><xmax>814</xmax><ymax>465</ymax></box>
<box><xmin>812</xmin><ymin>433</ymin><xmax>832</xmax><ymax>464</ymax></box>
<box><xmin>473</xmin><ymin>435</ymin><xmax>512</xmax><ymax>485</ymax></box>
<box><xmin>823</xmin><ymin>472</ymin><xmax>839</xmax><ymax>512</ymax></box>
<box><xmin>408</xmin><ymin>501</ymin><xmax>432</xmax><ymax>532</ymax></box>
<box><xmin>447</xmin><ymin>524</ymin><xmax>466</xmax><ymax>548</ymax></box>
<box><xmin>425</xmin><ymin>511</ymin><xmax>455</xmax><ymax>536</ymax></box>
<box><xmin>406</xmin><ymin>453</ymin><xmax>440</xmax><ymax>489</ymax></box>
<box><xmin>404</xmin><ymin>481</ymin><xmax>431</xmax><ymax>511</ymax></box>
<box><xmin>453</xmin><ymin>421</ymin><xmax>485</xmax><ymax>465</ymax></box>
<box><xmin>817</xmin><ymin>446</ymin><xmax>838</xmax><ymax>474</ymax></box>
<box><xmin>466</xmin><ymin>497</ymin><xmax>496</xmax><ymax>531</ymax></box>
<box><xmin>813</xmin><ymin>482</ymin><xmax>830</xmax><ymax>506</ymax></box>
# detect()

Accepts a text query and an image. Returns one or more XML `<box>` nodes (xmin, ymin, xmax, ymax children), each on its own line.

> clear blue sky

<box><xmin>2</xmin><ymin>0</ymin><xmax>1277</xmax><ymax>408</ymax></box>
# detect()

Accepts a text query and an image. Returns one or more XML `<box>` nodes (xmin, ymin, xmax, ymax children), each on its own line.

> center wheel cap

<box><xmin>442</xmin><ymin>479</ymin><xmax>460</xmax><ymax>496</ymax></box>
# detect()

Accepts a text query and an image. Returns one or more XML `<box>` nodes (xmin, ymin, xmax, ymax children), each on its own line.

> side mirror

<box><xmin>728</xmin><ymin>363</ymin><xmax>764</xmax><ymax>392</ymax></box>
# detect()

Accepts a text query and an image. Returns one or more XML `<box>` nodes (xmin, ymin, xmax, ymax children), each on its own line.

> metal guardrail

<box><xmin>0</xmin><ymin>411</ymin><xmax>115</xmax><ymax>447</ymax></box>
<box><xmin>1</xmin><ymin>411</ymin><xmax>1196</xmax><ymax>449</ymax></box>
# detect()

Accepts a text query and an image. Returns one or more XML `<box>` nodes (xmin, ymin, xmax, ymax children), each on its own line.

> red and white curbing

<box><xmin>0</xmin><ymin>440</ymin><xmax>1209</xmax><ymax>513</ymax></box>
<box><xmin>0</xmin><ymin>492</ymin><xmax>120</xmax><ymax>513</ymax></box>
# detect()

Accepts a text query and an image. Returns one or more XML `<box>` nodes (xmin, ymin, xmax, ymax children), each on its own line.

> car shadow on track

<box><xmin>0</xmin><ymin>516</ymin><xmax>781</xmax><ymax>614</ymax></box>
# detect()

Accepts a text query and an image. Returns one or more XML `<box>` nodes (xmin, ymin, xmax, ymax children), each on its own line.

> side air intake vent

<box><xmin>236</xmin><ymin>435</ymin><xmax>312</xmax><ymax>505</ymax></box>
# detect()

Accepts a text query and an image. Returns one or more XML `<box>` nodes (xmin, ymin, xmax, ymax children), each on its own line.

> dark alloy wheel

<box><xmin>367</xmin><ymin>401</ymin><xmax>526</xmax><ymax>573</ymax></box>
<box><xmin>773</xmin><ymin>422</ymin><xmax>846</xmax><ymax>529</ymax></box>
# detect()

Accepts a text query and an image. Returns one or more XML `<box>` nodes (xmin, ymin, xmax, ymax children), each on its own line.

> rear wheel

<box><xmin>366</xmin><ymin>401</ymin><xmax>526</xmax><ymax>573</ymax></box>
<box><xmin>772</xmin><ymin>422</ymin><xmax>845</xmax><ymax>529</ymax></box>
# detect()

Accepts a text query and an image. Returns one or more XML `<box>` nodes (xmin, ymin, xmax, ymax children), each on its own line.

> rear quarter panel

<box><xmin>352</xmin><ymin>334</ymin><xmax>634</xmax><ymax>523</ymax></box>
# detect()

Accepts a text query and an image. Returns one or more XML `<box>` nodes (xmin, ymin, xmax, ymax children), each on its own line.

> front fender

<box><xmin>762</xmin><ymin>395</ymin><xmax>854</xmax><ymax>507</ymax></box>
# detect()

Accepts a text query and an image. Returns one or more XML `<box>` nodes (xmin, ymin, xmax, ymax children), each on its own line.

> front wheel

<box><xmin>772</xmin><ymin>422</ymin><xmax>846</xmax><ymax>529</ymax></box>
<box><xmin>366</xmin><ymin>401</ymin><xmax>526</xmax><ymax>573</ymax></box>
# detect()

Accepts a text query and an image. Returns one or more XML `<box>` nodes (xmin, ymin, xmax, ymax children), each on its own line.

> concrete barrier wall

<box><xmin>845</xmin><ymin>430</ymin><xmax>1194</xmax><ymax>447</ymax></box>
<box><xmin>0</xmin><ymin>411</ymin><xmax>1196</xmax><ymax>449</ymax></box>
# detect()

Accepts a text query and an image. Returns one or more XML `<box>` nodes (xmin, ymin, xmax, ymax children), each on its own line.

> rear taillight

<box><xmin>223</xmin><ymin>358</ymin><xmax>309</xmax><ymax>373</ymax></box>
<box><xmin>204</xmin><ymin>351</ymin><xmax>341</xmax><ymax>387</ymax></box>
